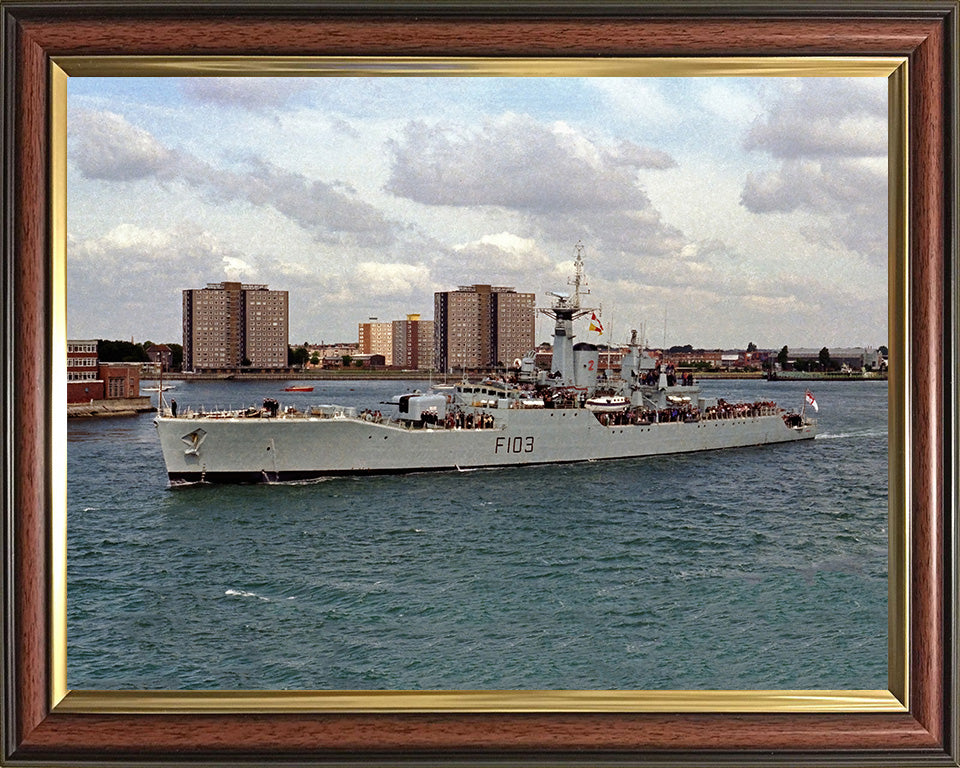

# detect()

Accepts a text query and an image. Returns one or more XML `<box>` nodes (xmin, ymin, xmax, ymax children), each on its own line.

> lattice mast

<box><xmin>539</xmin><ymin>242</ymin><xmax>597</xmax><ymax>386</ymax></box>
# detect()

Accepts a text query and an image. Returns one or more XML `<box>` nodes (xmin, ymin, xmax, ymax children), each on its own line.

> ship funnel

<box><xmin>573</xmin><ymin>342</ymin><xmax>599</xmax><ymax>390</ymax></box>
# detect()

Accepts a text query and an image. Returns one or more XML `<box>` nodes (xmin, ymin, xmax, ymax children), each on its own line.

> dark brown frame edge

<box><xmin>1</xmin><ymin>1</ymin><xmax>956</xmax><ymax>766</ymax></box>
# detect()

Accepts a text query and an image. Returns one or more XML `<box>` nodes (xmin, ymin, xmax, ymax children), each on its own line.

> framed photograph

<box><xmin>3</xmin><ymin>2</ymin><xmax>956</xmax><ymax>765</ymax></box>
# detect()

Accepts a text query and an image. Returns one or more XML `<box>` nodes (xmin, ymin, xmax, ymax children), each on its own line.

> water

<box><xmin>67</xmin><ymin>378</ymin><xmax>888</xmax><ymax>691</ymax></box>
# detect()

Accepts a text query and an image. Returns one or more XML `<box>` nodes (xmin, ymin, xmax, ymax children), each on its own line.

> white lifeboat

<box><xmin>584</xmin><ymin>395</ymin><xmax>630</xmax><ymax>413</ymax></box>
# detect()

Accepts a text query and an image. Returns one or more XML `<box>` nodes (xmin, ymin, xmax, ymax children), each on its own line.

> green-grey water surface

<box><xmin>67</xmin><ymin>378</ymin><xmax>888</xmax><ymax>690</ymax></box>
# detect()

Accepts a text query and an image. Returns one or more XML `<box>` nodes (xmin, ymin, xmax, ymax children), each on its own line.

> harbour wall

<box><xmin>67</xmin><ymin>396</ymin><xmax>154</xmax><ymax>418</ymax></box>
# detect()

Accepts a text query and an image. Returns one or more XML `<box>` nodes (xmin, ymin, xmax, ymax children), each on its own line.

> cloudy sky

<box><xmin>66</xmin><ymin>75</ymin><xmax>888</xmax><ymax>350</ymax></box>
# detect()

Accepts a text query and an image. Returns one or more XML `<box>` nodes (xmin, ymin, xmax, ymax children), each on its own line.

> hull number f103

<box><xmin>495</xmin><ymin>436</ymin><xmax>535</xmax><ymax>454</ymax></box>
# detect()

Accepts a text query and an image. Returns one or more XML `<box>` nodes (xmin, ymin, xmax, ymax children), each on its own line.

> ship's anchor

<box><xmin>181</xmin><ymin>428</ymin><xmax>207</xmax><ymax>456</ymax></box>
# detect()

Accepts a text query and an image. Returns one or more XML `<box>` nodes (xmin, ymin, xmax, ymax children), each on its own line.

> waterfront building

<box><xmin>358</xmin><ymin>320</ymin><xmax>394</xmax><ymax>366</ymax></box>
<box><xmin>786</xmin><ymin>347</ymin><xmax>885</xmax><ymax>371</ymax></box>
<box><xmin>312</xmin><ymin>342</ymin><xmax>360</xmax><ymax>367</ymax></box>
<box><xmin>392</xmin><ymin>314</ymin><xmax>435</xmax><ymax>370</ymax></box>
<box><xmin>182</xmin><ymin>282</ymin><xmax>288</xmax><ymax>372</ymax></box>
<box><xmin>434</xmin><ymin>284</ymin><xmax>535</xmax><ymax>373</ymax></box>
<box><xmin>67</xmin><ymin>339</ymin><xmax>103</xmax><ymax>402</ymax></box>
<box><xmin>145</xmin><ymin>343</ymin><xmax>173</xmax><ymax>372</ymax></box>
<box><xmin>662</xmin><ymin>349</ymin><xmax>723</xmax><ymax>368</ymax></box>
<box><xmin>99</xmin><ymin>362</ymin><xmax>141</xmax><ymax>399</ymax></box>
<box><xmin>67</xmin><ymin>340</ymin><xmax>142</xmax><ymax>403</ymax></box>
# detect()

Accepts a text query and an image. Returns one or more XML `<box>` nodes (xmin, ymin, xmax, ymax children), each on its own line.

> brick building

<box><xmin>99</xmin><ymin>363</ymin><xmax>141</xmax><ymax>399</ymax></box>
<box><xmin>358</xmin><ymin>320</ymin><xmax>394</xmax><ymax>366</ymax></box>
<box><xmin>392</xmin><ymin>314</ymin><xmax>435</xmax><ymax>370</ymax></box>
<box><xmin>145</xmin><ymin>343</ymin><xmax>173</xmax><ymax>371</ymax></box>
<box><xmin>434</xmin><ymin>284</ymin><xmax>535</xmax><ymax>373</ymax></box>
<box><xmin>67</xmin><ymin>339</ymin><xmax>103</xmax><ymax>403</ymax></box>
<box><xmin>67</xmin><ymin>341</ymin><xmax>141</xmax><ymax>404</ymax></box>
<box><xmin>183</xmin><ymin>282</ymin><xmax>288</xmax><ymax>372</ymax></box>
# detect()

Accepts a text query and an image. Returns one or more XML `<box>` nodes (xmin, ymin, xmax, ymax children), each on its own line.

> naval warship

<box><xmin>154</xmin><ymin>247</ymin><xmax>817</xmax><ymax>484</ymax></box>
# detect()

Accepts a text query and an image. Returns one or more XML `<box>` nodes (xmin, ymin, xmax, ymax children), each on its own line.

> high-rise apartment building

<box><xmin>434</xmin><ymin>285</ymin><xmax>535</xmax><ymax>372</ymax></box>
<box><xmin>392</xmin><ymin>314</ymin><xmax>435</xmax><ymax>370</ymax></box>
<box><xmin>182</xmin><ymin>282</ymin><xmax>288</xmax><ymax>371</ymax></box>
<box><xmin>358</xmin><ymin>320</ymin><xmax>394</xmax><ymax>366</ymax></box>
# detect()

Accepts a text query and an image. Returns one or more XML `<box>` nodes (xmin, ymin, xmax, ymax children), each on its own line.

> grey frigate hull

<box><xmin>155</xmin><ymin>407</ymin><xmax>815</xmax><ymax>484</ymax></box>
<box><xmin>156</xmin><ymin>247</ymin><xmax>818</xmax><ymax>484</ymax></box>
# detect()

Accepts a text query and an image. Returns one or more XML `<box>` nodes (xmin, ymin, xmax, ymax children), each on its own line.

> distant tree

<box><xmin>168</xmin><ymin>343</ymin><xmax>183</xmax><ymax>371</ymax></box>
<box><xmin>310</xmin><ymin>352</ymin><xmax>320</xmax><ymax>366</ymax></box>
<box><xmin>879</xmin><ymin>345</ymin><xmax>889</xmax><ymax>356</ymax></box>
<box><xmin>669</xmin><ymin>344</ymin><xmax>694</xmax><ymax>353</ymax></box>
<box><xmin>777</xmin><ymin>345</ymin><xmax>789</xmax><ymax>367</ymax></box>
<box><xmin>746</xmin><ymin>341</ymin><xmax>757</xmax><ymax>353</ymax></box>
<box><xmin>342</xmin><ymin>354</ymin><xmax>352</xmax><ymax>367</ymax></box>
<box><xmin>97</xmin><ymin>340</ymin><xmax>149</xmax><ymax>363</ymax></box>
<box><xmin>241</xmin><ymin>356</ymin><xmax>251</xmax><ymax>367</ymax></box>
<box><xmin>818</xmin><ymin>347</ymin><xmax>831</xmax><ymax>370</ymax></box>
<box><xmin>288</xmin><ymin>346</ymin><xmax>309</xmax><ymax>368</ymax></box>
<box><xmin>354</xmin><ymin>360</ymin><xmax>364</xmax><ymax>368</ymax></box>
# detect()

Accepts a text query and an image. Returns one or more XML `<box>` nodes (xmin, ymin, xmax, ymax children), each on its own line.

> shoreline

<box><xmin>70</xmin><ymin>371</ymin><xmax>885</xmax><ymax>419</ymax></box>
<box><xmin>67</xmin><ymin>396</ymin><xmax>154</xmax><ymax>418</ymax></box>
<box><xmin>145</xmin><ymin>371</ymin><xmax>887</xmax><ymax>383</ymax></box>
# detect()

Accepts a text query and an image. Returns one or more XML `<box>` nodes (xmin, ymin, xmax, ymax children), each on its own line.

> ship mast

<box><xmin>539</xmin><ymin>242</ymin><xmax>597</xmax><ymax>387</ymax></box>
<box><xmin>568</xmin><ymin>241</ymin><xmax>590</xmax><ymax>309</ymax></box>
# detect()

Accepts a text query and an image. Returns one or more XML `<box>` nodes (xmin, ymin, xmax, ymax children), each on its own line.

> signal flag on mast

<box><xmin>589</xmin><ymin>312</ymin><xmax>604</xmax><ymax>334</ymax></box>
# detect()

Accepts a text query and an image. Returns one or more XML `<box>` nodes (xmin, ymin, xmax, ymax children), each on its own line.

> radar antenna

<box><xmin>539</xmin><ymin>241</ymin><xmax>596</xmax><ymax>321</ymax></box>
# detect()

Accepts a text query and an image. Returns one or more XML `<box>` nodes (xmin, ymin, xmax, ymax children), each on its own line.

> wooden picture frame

<box><xmin>2</xmin><ymin>2</ymin><xmax>956</xmax><ymax>765</ymax></box>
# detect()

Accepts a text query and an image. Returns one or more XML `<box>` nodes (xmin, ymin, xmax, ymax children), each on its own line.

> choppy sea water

<box><xmin>67</xmin><ymin>378</ymin><xmax>888</xmax><ymax>691</ymax></box>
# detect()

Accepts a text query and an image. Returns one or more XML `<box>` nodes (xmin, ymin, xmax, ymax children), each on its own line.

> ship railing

<box><xmin>171</xmin><ymin>405</ymin><xmax>257</xmax><ymax>419</ymax></box>
<box><xmin>305</xmin><ymin>405</ymin><xmax>358</xmax><ymax>419</ymax></box>
<box><xmin>591</xmin><ymin>401</ymin><xmax>784</xmax><ymax>428</ymax></box>
<box><xmin>162</xmin><ymin>403</ymin><xmax>365</xmax><ymax>420</ymax></box>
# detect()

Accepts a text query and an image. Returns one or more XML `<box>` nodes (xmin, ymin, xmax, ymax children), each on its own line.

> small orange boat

<box><xmin>284</xmin><ymin>385</ymin><xmax>314</xmax><ymax>392</ymax></box>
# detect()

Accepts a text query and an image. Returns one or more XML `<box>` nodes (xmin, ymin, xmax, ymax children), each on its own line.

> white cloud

<box><xmin>67</xmin><ymin>224</ymin><xmax>254</xmax><ymax>340</ymax></box>
<box><xmin>739</xmin><ymin>79</ymin><xmax>887</xmax><ymax>263</ymax></box>
<box><xmin>386</xmin><ymin>113</ymin><xmax>674</xmax><ymax>214</ymax></box>
<box><xmin>65</xmin><ymin>77</ymin><xmax>889</xmax><ymax>349</ymax></box>
<box><xmin>181</xmin><ymin>78</ymin><xmax>307</xmax><ymax>111</ymax></box>
<box><xmin>222</xmin><ymin>255</ymin><xmax>257</xmax><ymax>279</ymax></box>
<box><xmin>70</xmin><ymin>109</ymin><xmax>399</xmax><ymax>247</ymax></box>
<box><xmin>353</xmin><ymin>262</ymin><xmax>436</xmax><ymax>298</ymax></box>
<box><xmin>744</xmin><ymin>79</ymin><xmax>886</xmax><ymax>159</ymax></box>
<box><xmin>452</xmin><ymin>232</ymin><xmax>553</xmax><ymax>277</ymax></box>
<box><xmin>386</xmin><ymin>113</ymin><xmax>683</xmax><ymax>270</ymax></box>
<box><xmin>70</xmin><ymin>110</ymin><xmax>173</xmax><ymax>181</ymax></box>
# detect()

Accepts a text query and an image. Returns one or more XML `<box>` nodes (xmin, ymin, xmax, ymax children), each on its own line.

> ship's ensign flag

<box><xmin>805</xmin><ymin>390</ymin><xmax>819</xmax><ymax>412</ymax></box>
